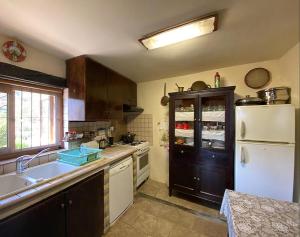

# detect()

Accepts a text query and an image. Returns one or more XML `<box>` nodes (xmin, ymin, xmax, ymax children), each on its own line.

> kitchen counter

<box><xmin>220</xmin><ymin>189</ymin><xmax>300</xmax><ymax>237</ymax></box>
<box><xmin>0</xmin><ymin>145</ymin><xmax>136</xmax><ymax>220</ymax></box>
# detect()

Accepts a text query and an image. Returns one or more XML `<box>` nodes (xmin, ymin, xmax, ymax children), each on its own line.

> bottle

<box><xmin>214</xmin><ymin>72</ymin><xmax>221</xmax><ymax>88</ymax></box>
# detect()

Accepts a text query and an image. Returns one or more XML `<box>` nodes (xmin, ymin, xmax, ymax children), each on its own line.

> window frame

<box><xmin>0</xmin><ymin>79</ymin><xmax>63</xmax><ymax>161</ymax></box>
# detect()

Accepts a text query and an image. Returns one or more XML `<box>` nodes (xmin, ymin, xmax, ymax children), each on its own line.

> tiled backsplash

<box><xmin>69</xmin><ymin>121</ymin><xmax>111</xmax><ymax>133</ymax></box>
<box><xmin>127</xmin><ymin>114</ymin><xmax>153</xmax><ymax>145</ymax></box>
<box><xmin>0</xmin><ymin>151</ymin><xmax>59</xmax><ymax>175</ymax></box>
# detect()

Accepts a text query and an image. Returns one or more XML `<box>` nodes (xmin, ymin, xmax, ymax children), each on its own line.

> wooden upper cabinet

<box><xmin>66</xmin><ymin>55</ymin><xmax>137</xmax><ymax>121</ymax></box>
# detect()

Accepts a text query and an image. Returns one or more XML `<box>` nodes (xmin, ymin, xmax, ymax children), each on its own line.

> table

<box><xmin>220</xmin><ymin>189</ymin><xmax>300</xmax><ymax>236</ymax></box>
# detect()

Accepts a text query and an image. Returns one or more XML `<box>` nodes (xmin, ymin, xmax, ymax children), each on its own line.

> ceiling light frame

<box><xmin>139</xmin><ymin>13</ymin><xmax>218</xmax><ymax>50</ymax></box>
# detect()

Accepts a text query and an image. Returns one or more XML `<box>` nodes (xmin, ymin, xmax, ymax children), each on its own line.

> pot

<box><xmin>257</xmin><ymin>87</ymin><xmax>290</xmax><ymax>104</ymax></box>
<box><xmin>235</xmin><ymin>95</ymin><xmax>266</xmax><ymax>106</ymax></box>
<box><xmin>121</xmin><ymin>132</ymin><xmax>136</xmax><ymax>144</ymax></box>
<box><xmin>191</xmin><ymin>81</ymin><xmax>211</xmax><ymax>91</ymax></box>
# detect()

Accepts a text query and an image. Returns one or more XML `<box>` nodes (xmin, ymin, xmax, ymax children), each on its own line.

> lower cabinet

<box><xmin>0</xmin><ymin>171</ymin><xmax>104</xmax><ymax>237</ymax></box>
<box><xmin>170</xmin><ymin>160</ymin><xmax>231</xmax><ymax>204</ymax></box>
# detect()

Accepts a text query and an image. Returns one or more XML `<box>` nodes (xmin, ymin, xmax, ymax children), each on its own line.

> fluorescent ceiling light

<box><xmin>139</xmin><ymin>14</ymin><xmax>217</xmax><ymax>50</ymax></box>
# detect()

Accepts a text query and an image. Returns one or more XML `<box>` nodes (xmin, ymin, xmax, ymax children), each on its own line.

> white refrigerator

<box><xmin>235</xmin><ymin>104</ymin><xmax>295</xmax><ymax>202</ymax></box>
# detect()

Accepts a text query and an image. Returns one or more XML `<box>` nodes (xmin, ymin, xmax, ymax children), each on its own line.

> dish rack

<box><xmin>58</xmin><ymin>147</ymin><xmax>102</xmax><ymax>166</ymax></box>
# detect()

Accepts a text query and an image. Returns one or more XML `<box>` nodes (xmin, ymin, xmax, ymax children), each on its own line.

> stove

<box><xmin>130</xmin><ymin>141</ymin><xmax>150</xmax><ymax>155</ymax></box>
<box><xmin>129</xmin><ymin>141</ymin><xmax>150</xmax><ymax>187</ymax></box>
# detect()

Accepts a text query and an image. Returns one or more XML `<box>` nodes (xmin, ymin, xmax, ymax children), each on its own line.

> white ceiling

<box><xmin>0</xmin><ymin>0</ymin><xmax>299</xmax><ymax>82</ymax></box>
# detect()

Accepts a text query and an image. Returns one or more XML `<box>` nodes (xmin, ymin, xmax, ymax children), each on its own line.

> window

<box><xmin>0</xmin><ymin>80</ymin><xmax>63</xmax><ymax>158</ymax></box>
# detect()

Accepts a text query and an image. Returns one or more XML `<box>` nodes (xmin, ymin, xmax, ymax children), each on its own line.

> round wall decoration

<box><xmin>2</xmin><ymin>40</ymin><xmax>27</xmax><ymax>62</ymax></box>
<box><xmin>244</xmin><ymin>67</ymin><xmax>271</xmax><ymax>89</ymax></box>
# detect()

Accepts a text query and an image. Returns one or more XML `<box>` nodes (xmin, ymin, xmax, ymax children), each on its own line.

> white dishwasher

<box><xmin>109</xmin><ymin>156</ymin><xmax>133</xmax><ymax>224</ymax></box>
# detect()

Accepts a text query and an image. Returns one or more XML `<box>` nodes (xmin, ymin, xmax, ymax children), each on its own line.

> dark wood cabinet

<box><xmin>169</xmin><ymin>87</ymin><xmax>235</xmax><ymax>204</ymax></box>
<box><xmin>0</xmin><ymin>192</ymin><xmax>65</xmax><ymax>237</ymax></box>
<box><xmin>66</xmin><ymin>172</ymin><xmax>104</xmax><ymax>237</ymax></box>
<box><xmin>66</xmin><ymin>55</ymin><xmax>137</xmax><ymax>121</ymax></box>
<box><xmin>0</xmin><ymin>171</ymin><xmax>104</xmax><ymax>237</ymax></box>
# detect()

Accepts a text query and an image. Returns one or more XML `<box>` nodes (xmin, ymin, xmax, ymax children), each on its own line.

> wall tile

<box><xmin>3</xmin><ymin>162</ymin><xmax>16</xmax><ymax>174</ymax></box>
<box><xmin>39</xmin><ymin>155</ymin><xmax>49</xmax><ymax>164</ymax></box>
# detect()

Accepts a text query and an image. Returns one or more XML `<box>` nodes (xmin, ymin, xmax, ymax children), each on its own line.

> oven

<box><xmin>136</xmin><ymin>147</ymin><xmax>150</xmax><ymax>187</ymax></box>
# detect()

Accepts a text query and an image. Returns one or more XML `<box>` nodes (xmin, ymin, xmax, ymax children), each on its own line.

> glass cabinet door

<box><xmin>174</xmin><ymin>98</ymin><xmax>195</xmax><ymax>146</ymax></box>
<box><xmin>200</xmin><ymin>96</ymin><xmax>226</xmax><ymax>150</ymax></box>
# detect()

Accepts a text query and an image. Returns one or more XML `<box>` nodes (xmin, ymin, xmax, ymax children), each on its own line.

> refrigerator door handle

<box><xmin>240</xmin><ymin>146</ymin><xmax>246</xmax><ymax>165</ymax></box>
<box><xmin>240</xmin><ymin>120</ymin><xmax>246</xmax><ymax>139</ymax></box>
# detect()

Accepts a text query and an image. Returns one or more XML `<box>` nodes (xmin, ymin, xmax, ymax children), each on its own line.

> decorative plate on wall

<box><xmin>244</xmin><ymin>67</ymin><xmax>271</xmax><ymax>89</ymax></box>
<box><xmin>2</xmin><ymin>40</ymin><xmax>27</xmax><ymax>62</ymax></box>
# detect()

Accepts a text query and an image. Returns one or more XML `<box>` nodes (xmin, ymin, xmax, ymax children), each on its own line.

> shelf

<box><xmin>202</xmin><ymin>111</ymin><xmax>225</xmax><ymax>122</ymax></box>
<box><xmin>175</xmin><ymin>112</ymin><xmax>194</xmax><ymax>121</ymax></box>
<box><xmin>175</xmin><ymin>129</ymin><xmax>194</xmax><ymax>138</ymax></box>
<box><xmin>202</xmin><ymin>130</ymin><xmax>225</xmax><ymax>141</ymax></box>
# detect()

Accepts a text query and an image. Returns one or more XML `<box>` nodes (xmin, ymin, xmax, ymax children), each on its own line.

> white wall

<box><xmin>279</xmin><ymin>43</ymin><xmax>300</xmax><ymax>202</ymax></box>
<box><xmin>0</xmin><ymin>34</ymin><xmax>65</xmax><ymax>78</ymax></box>
<box><xmin>137</xmin><ymin>44</ymin><xmax>300</xmax><ymax>201</ymax></box>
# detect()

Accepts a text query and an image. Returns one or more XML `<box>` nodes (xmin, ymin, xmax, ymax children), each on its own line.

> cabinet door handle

<box><xmin>193</xmin><ymin>177</ymin><xmax>196</xmax><ymax>180</ymax></box>
<box><xmin>197</xmin><ymin>178</ymin><xmax>200</xmax><ymax>181</ymax></box>
<box><xmin>180</xmin><ymin>150</ymin><xmax>184</xmax><ymax>154</ymax></box>
<box><xmin>60</xmin><ymin>203</ymin><xmax>65</xmax><ymax>209</ymax></box>
<box><xmin>68</xmin><ymin>200</ymin><xmax>73</xmax><ymax>205</ymax></box>
<box><xmin>211</xmin><ymin>154</ymin><xmax>216</xmax><ymax>159</ymax></box>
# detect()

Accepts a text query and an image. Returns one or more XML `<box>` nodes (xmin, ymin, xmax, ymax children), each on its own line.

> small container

<box><xmin>214</xmin><ymin>72</ymin><xmax>221</xmax><ymax>88</ymax></box>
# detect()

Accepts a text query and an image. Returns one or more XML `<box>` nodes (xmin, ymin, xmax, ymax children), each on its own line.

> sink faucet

<box><xmin>16</xmin><ymin>148</ymin><xmax>50</xmax><ymax>175</ymax></box>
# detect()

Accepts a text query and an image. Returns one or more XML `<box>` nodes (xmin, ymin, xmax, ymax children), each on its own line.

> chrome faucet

<box><xmin>16</xmin><ymin>148</ymin><xmax>50</xmax><ymax>174</ymax></box>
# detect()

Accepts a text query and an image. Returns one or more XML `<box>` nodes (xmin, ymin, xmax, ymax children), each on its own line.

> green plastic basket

<box><xmin>58</xmin><ymin>147</ymin><xmax>102</xmax><ymax>166</ymax></box>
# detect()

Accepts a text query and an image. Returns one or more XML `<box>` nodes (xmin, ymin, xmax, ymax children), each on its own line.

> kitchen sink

<box><xmin>0</xmin><ymin>161</ymin><xmax>78</xmax><ymax>198</ymax></box>
<box><xmin>24</xmin><ymin>161</ymin><xmax>78</xmax><ymax>180</ymax></box>
<box><xmin>0</xmin><ymin>174</ymin><xmax>34</xmax><ymax>197</ymax></box>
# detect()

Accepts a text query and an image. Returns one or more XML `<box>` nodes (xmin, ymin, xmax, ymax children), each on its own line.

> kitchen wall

<box><xmin>278</xmin><ymin>43</ymin><xmax>300</xmax><ymax>202</ymax></box>
<box><xmin>127</xmin><ymin>114</ymin><xmax>153</xmax><ymax>145</ymax></box>
<box><xmin>137</xmin><ymin>43</ymin><xmax>300</xmax><ymax>201</ymax></box>
<box><xmin>0</xmin><ymin>34</ymin><xmax>65</xmax><ymax>78</ymax></box>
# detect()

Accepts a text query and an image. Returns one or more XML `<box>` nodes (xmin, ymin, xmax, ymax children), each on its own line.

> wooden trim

<box><xmin>0</xmin><ymin>78</ymin><xmax>63</xmax><ymax>95</ymax></box>
<box><xmin>0</xmin><ymin>62</ymin><xmax>66</xmax><ymax>88</ymax></box>
<box><xmin>0</xmin><ymin>81</ymin><xmax>64</xmax><ymax>161</ymax></box>
<box><xmin>0</xmin><ymin>145</ymin><xmax>61</xmax><ymax>161</ymax></box>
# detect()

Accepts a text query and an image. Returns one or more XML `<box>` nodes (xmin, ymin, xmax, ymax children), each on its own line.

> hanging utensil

<box><xmin>160</xmin><ymin>83</ymin><xmax>169</xmax><ymax>106</ymax></box>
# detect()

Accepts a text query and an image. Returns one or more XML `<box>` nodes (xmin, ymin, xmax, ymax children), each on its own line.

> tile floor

<box><xmin>138</xmin><ymin>179</ymin><xmax>220</xmax><ymax>218</ymax></box>
<box><xmin>104</xmin><ymin>180</ymin><xmax>227</xmax><ymax>237</ymax></box>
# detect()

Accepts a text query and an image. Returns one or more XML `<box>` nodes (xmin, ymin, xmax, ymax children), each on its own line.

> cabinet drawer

<box><xmin>173</xmin><ymin>146</ymin><xmax>196</xmax><ymax>161</ymax></box>
<box><xmin>198</xmin><ymin>150</ymin><xmax>229</xmax><ymax>167</ymax></box>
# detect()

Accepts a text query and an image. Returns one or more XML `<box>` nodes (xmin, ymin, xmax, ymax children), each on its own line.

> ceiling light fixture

<box><xmin>139</xmin><ymin>14</ymin><xmax>218</xmax><ymax>50</ymax></box>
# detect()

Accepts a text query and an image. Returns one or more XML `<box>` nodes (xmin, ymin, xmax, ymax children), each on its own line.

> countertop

<box><xmin>0</xmin><ymin>145</ymin><xmax>136</xmax><ymax>220</ymax></box>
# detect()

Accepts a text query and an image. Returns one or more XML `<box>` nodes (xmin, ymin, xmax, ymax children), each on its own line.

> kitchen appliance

<box><xmin>257</xmin><ymin>87</ymin><xmax>290</xmax><ymax>104</ymax></box>
<box><xmin>123</xmin><ymin>104</ymin><xmax>144</xmax><ymax>115</ymax></box>
<box><xmin>235</xmin><ymin>104</ymin><xmax>295</xmax><ymax>201</ymax></box>
<box><xmin>132</xmin><ymin>141</ymin><xmax>150</xmax><ymax>187</ymax></box>
<box><xmin>109</xmin><ymin>156</ymin><xmax>133</xmax><ymax>224</ymax></box>
<box><xmin>121</xmin><ymin>132</ymin><xmax>136</xmax><ymax>144</ymax></box>
<box><xmin>235</xmin><ymin>95</ymin><xmax>266</xmax><ymax>106</ymax></box>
